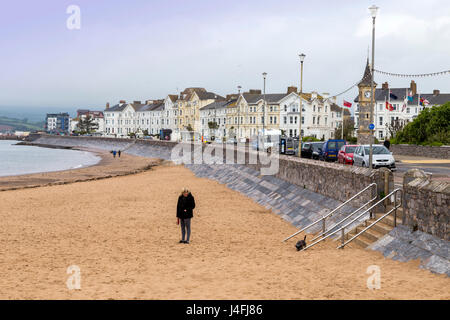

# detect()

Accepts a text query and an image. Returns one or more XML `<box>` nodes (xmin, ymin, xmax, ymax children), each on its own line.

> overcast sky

<box><xmin>0</xmin><ymin>0</ymin><xmax>449</xmax><ymax>111</ymax></box>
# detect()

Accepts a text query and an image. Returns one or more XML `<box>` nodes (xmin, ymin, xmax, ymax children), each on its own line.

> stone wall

<box><xmin>402</xmin><ymin>169</ymin><xmax>449</xmax><ymax>241</ymax></box>
<box><xmin>391</xmin><ymin>144</ymin><xmax>450</xmax><ymax>159</ymax></box>
<box><xmin>28</xmin><ymin>134</ymin><xmax>393</xmax><ymax>207</ymax></box>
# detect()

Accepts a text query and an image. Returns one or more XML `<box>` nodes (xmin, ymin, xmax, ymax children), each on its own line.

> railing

<box><xmin>297</xmin><ymin>188</ymin><xmax>401</xmax><ymax>252</ymax></box>
<box><xmin>282</xmin><ymin>183</ymin><xmax>377</xmax><ymax>243</ymax></box>
<box><xmin>337</xmin><ymin>188</ymin><xmax>402</xmax><ymax>249</ymax></box>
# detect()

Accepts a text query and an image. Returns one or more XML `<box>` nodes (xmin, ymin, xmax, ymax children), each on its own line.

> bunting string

<box><xmin>374</xmin><ymin>69</ymin><xmax>450</xmax><ymax>78</ymax></box>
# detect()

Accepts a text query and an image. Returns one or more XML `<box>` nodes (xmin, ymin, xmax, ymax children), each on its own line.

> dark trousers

<box><xmin>180</xmin><ymin>218</ymin><xmax>191</xmax><ymax>242</ymax></box>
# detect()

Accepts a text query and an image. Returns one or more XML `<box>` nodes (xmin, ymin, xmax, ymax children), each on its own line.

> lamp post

<box><xmin>298</xmin><ymin>53</ymin><xmax>305</xmax><ymax>157</ymax></box>
<box><xmin>262</xmin><ymin>72</ymin><xmax>267</xmax><ymax>143</ymax></box>
<box><xmin>237</xmin><ymin>85</ymin><xmax>242</xmax><ymax>141</ymax></box>
<box><xmin>368</xmin><ymin>5</ymin><xmax>378</xmax><ymax>169</ymax></box>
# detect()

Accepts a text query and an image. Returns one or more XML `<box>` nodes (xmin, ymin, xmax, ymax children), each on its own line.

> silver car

<box><xmin>353</xmin><ymin>145</ymin><xmax>396</xmax><ymax>170</ymax></box>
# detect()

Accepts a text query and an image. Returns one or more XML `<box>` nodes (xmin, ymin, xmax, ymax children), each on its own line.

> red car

<box><xmin>338</xmin><ymin>145</ymin><xmax>358</xmax><ymax>165</ymax></box>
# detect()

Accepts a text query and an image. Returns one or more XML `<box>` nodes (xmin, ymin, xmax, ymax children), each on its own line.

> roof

<box><xmin>241</xmin><ymin>93</ymin><xmax>290</xmax><ymax>105</ymax></box>
<box><xmin>358</xmin><ymin>59</ymin><xmax>376</xmax><ymax>87</ymax></box>
<box><xmin>195</xmin><ymin>91</ymin><xmax>225</xmax><ymax>101</ymax></box>
<box><xmin>168</xmin><ymin>94</ymin><xmax>178</xmax><ymax>102</ymax></box>
<box><xmin>139</xmin><ymin>102</ymin><xmax>164</xmax><ymax>112</ymax></box>
<box><xmin>200</xmin><ymin>99</ymin><xmax>236</xmax><ymax>111</ymax></box>
<box><xmin>355</xmin><ymin>88</ymin><xmax>450</xmax><ymax>105</ymax></box>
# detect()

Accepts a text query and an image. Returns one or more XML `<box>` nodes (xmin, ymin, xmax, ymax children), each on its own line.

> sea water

<box><xmin>0</xmin><ymin>140</ymin><xmax>101</xmax><ymax>177</ymax></box>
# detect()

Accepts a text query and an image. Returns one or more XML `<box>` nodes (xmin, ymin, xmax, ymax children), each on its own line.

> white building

<box><xmin>104</xmin><ymin>101</ymin><xmax>144</xmax><ymax>137</ymax></box>
<box><xmin>354</xmin><ymin>81</ymin><xmax>450</xmax><ymax>140</ymax></box>
<box><xmin>200</xmin><ymin>99</ymin><xmax>234</xmax><ymax>141</ymax></box>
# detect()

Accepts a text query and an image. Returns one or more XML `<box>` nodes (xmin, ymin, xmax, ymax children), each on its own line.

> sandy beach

<box><xmin>0</xmin><ymin>158</ymin><xmax>448</xmax><ymax>300</ymax></box>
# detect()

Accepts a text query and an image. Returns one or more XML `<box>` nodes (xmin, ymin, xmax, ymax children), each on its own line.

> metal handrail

<box><xmin>337</xmin><ymin>188</ymin><xmax>402</xmax><ymax>249</ymax></box>
<box><xmin>298</xmin><ymin>188</ymin><xmax>400</xmax><ymax>252</ymax></box>
<box><xmin>282</xmin><ymin>183</ymin><xmax>377</xmax><ymax>242</ymax></box>
<box><xmin>310</xmin><ymin>193</ymin><xmax>377</xmax><ymax>242</ymax></box>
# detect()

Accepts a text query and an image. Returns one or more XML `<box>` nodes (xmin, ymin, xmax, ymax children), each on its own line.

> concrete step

<box><xmin>363</xmin><ymin>219</ymin><xmax>393</xmax><ymax>235</ymax></box>
<box><xmin>349</xmin><ymin>235</ymin><xmax>373</xmax><ymax>248</ymax></box>
<box><xmin>376</xmin><ymin>213</ymin><xmax>403</xmax><ymax>227</ymax></box>
<box><xmin>355</xmin><ymin>226</ymin><xmax>385</xmax><ymax>242</ymax></box>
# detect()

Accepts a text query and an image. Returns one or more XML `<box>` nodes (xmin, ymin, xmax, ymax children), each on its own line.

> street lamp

<box><xmin>262</xmin><ymin>72</ymin><xmax>267</xmax><ymax>141</ymax></box>
<box><xmin>237</xmin><ymin>85</ymin><xmax>242</xmax><ymax>141</ymax></box>
<box><xmin>298</xmin><ymin>53</ymin><xmax>305</xmax><ymax>157</ymax></box>
<box><xmin>368</xmin><ymin>5</ymin><xmax>378</xmax><ymax>169</ymax></box>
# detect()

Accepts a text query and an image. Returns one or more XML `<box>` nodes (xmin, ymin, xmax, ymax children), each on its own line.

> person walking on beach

<box><xmin>176</xmin><ymin>188</ymin><xmax>196</xmax><ymax>244</ymax></box>
<box><xmin>112</xmin><ymin>150</ymin><xmax>117</xmax><ymax>158</ymax></box>
<box><xmin>118</xmin><ymin>150</ymin><xmax>121</xmax><ymax>157</ymax></box>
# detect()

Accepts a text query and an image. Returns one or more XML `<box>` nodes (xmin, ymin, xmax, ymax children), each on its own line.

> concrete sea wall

<box><xmin>390</xmin><ymin>144</ymin><xmax>450</xmax><ymax>159</ymax></box>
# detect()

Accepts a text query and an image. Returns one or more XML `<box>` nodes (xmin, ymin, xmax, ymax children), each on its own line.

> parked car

<box><xmin>353</xmin><ymin>145</ymin><xmax>396</xmax><ymax>170</ymax></box>
<box><xmin>301</xmin><ymin>142</ymin><xmax>314</xmax><ymax>158</ymax></box>
<box><xmin>311</xmin><ymin>142</ymin><xmax>323</xmax><ymax>160</ymax></box>
<box><xmin>338</xmin><ymin>144</ymin><xmax>358</xmax><ymax>165</ymax></box>
<box><xmin>319</xmin><ymin>139</ymin><xmax>346</xmax><ymax>161</ymax></box>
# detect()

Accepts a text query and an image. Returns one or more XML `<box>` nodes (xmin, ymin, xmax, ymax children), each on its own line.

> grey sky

<box><xmin>0</xmin><ymin>0</ymin><xmax>449</xmax><ymax>111</ymax></box>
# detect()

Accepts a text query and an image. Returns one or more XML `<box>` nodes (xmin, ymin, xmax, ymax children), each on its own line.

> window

<box><xmin>270</xmin><ymin>106</ymin><xmax>273</xmax><ymax>112</ymax></box>
<box><xmin>294</xmin><ymin>116</ymin><xmax>297</xmax><ymax>124</ymax></box>
<box><xmin>379</xmin><ymin>116</ymin><xmax>383</xmax><ymax>126</ymax></box>
<box><xmin>284</xmin><ymin>105</ymin><xmax>287</xmax><ymax>112</ymax></box>
<box><xmin>301</xmin><ymin>116</ymin><xmax>304</xmax><ymax>124</ymax></box>
<box><xmin>325</xmin><ymin>106</ymin><xmax>327</xmax><ymax>113</ymax></box>
<box><xmin>270</xmin><ymin>116</ymin><xmax>273</xmax><ymax>124</ymax></box>
<box><xmin>290</xmin><ymin>116</ymin><xmax>293</xmax><ymax>124</ymax></box>
<box><xmin>313</xmin><ymin>116</ymin><xmax>316</xmax><ymax>124</ymax></box>
<box><xmin>274</xmin><ymin>116</ymin><xmax>277</xmax><ymax>124</ymax></box>
<box><xmin>379</xmin><ymin>130</ymin><xmax>384</xmax><ymax>139</ymax></box>
<box><xmin>313</xmin><ymin>105</ymin><xmax>316</xmax><ymax>112</ymax></box>
<box><xmin>406</xmin><ymin>107</ymin><xmax>410</xmax><ymax>114</ymax></box>
<box><xmin>325</xmin><ymin>117</ymin><xmax>327</xmax><ymax>125</ymax></box>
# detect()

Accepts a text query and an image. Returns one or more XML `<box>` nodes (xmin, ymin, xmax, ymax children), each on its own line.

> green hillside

<box><xmin>0</xmin><ymin>116</ymin><xmax>44</xmax><ymax>131</ymax></box>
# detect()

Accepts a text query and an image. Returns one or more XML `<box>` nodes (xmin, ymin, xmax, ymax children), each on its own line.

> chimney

<box><xmin>311</xmin><ymin>91</ymin><xmax>318</xmax><ymax>99</ymax></box>
<box><xmin>382</xmin><ymin>82</ymin><xmax>389</xmax><ymax>90</ymax></box>
<box><xmin>433</xmin><ymin>89</ymin><xmax>440</xmax><ymax>96</ymax></box>
<box><xmin>248</xmin><ymin>89</ymin><xmax>262</xmax><ymax>94</ymax></box>
<box><xmin>119</xmin><ymin>100</ymin><xmax>126</xmax><ymax>104</ymax></box>
<box><xmin>106</xmin><ymin>102</ymin><xmax>110</xmax><ymax>110</ymax></box>
<box><xmin>332</xmin><ymin>96</ymin><xmax>337</xmax><ymax>104</ymax></box>
<box><xmin>322</xmin><ymin>92</ymin><xmax>329</xmax><ymax>99</ymax></box>
<box><xmin>133</xmin><ymin>100</ymin><xmax>141</xmax><ymax>105</ymax></box>
<box><xmin>410</xmin><ymin>80</ymin><xmax>417</xmax><ymax>96</ymax></box>
<box><xmin>287</xmin><ymin>86</ymin><xmax>298</xmax><ymax>94</ymax></box>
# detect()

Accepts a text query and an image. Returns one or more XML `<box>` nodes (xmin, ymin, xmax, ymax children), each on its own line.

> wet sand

<box><xmin>0</xmin><ymin>161</ymin><xmax>448</xmax><ymax>299</ymax></box>
<box><xmin>0</xmin><ymin>148</ymin><xmax>159</xmax><ymax>191</ymax></box>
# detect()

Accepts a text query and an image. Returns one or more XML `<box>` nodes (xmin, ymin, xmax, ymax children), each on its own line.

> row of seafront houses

<box><xmin>103</xmin><ymin>87</ymin><xmax>350</xmax><ymax>142</ymax></box>
<box><xmin>46</xmin><ymin>68</ymin><xmax>450</xmax><ymax>142</ymax></box>
<box><xmin>47</xmin><ymin>86</ymin><xmax>351</xmax><ymax>142</ymax></box>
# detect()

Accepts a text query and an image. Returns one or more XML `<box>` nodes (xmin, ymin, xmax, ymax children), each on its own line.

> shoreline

<box><xmin>0</xmin><ymin>146</ymin><xmax>160</xmax><ymax>192</ymax></box>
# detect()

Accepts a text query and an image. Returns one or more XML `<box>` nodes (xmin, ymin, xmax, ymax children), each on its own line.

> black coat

<box><xmin>177</xmin><ymin>193</ymin><xmax>196</xmax><ymax>219</ymax></box>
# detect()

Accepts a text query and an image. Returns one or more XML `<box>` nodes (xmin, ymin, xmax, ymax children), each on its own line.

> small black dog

<box><xmin>295</xmin><ymin>235</ymin><xmax>307</xmax><ymax>251</ymax></box>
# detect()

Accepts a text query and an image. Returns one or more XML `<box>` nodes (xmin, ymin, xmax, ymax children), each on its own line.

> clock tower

<box><xmin>357</xmin><ymin>59</ymin><xmax>377</xmax><ymax>145</ymax></box>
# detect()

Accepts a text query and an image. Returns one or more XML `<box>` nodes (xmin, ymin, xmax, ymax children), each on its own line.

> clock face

<box><xmin>364</xmin><ymin>91</ymin><xmax>371</xmax><ymax>98</ymax></box>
